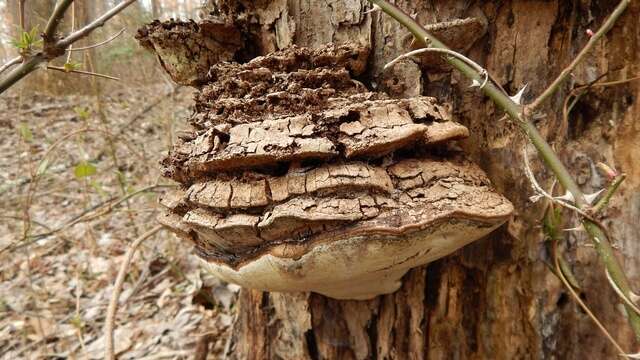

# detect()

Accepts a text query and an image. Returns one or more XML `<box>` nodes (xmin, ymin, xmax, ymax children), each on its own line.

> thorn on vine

<box><xmin>554</xmin><ymin>190</ymin><xmax>575</xmax><ymax>204</ymax></box>
<box><xmin>584</xmin><ymin>189</ymin><xmax>605</xmax><ymax>205</ymax></box>
<box><xmin>509</xmin><ymin>84</ymin><xmax>528</xmax><ymax>105</ymax></box>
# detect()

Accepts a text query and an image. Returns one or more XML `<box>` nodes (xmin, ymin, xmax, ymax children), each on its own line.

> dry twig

<box><xmin>551</xmin><ymin>241</ymin><xmax>628</xmax><ymax>358</ymax></box>
<box><xmin>47</xmin><ymin>65</ymin><xmax>120</xmax><ymax>80</ymax></box>
<box><xmin>527</xmin><ymin>0</ymin><xmax>631</xmax><ymax>110</ymax></box>
<box><xmin>0</xmin><ymin>57</ymin><xmax>21</xmax><ymax>75</ymax></box>
<box><xmin>69</xmin><ymin>28</ymin><xmax>126</xmax><ymax>51</ymax></box>
<box><xmin>104</xmin><ymin>225</ymin><xmax>163</xmax><ymax>360</ymax></box>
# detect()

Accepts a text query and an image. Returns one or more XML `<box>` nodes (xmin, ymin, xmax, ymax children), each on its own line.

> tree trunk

<box><xmin>156</xmin><ymin>0</ymin><xmax>640</xmax><ymax>358</ymax></box>
<box><xmin>151</xmin><ymin>0</ymin><xmax>162</xmax><ymax>19</ymax></box>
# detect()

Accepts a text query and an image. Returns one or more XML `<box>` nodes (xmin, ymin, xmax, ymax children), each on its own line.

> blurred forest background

<box><xmin>0</xmin><ymin>1</ymin><xmax>235</xmax><ymax>359</ymax></box>
<box><xmin>0</xmin><ymin>0</ymin><xmax>199</xmax><ymax>92</ymax></box>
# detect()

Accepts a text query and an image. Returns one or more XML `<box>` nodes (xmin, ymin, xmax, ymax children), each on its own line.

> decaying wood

<box><xmin>149</xmin><ymin>41</ymin><xmax>512</xmax><ymax>300</ymax></box>
<box><xmin>140</xmin><ymin>0</ymin><xmax>640</xmax><ymax>358</ymax></box>
<box><xmin>136</xmin><ymin>20</ymin><xmax>242</xmax><ymax>86</ymax></box>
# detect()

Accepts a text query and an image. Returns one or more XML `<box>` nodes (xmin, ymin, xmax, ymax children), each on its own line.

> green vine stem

<box><xmin>368</xmin><ymin>0</ymin><xmax>640</xmax><ymax>341</ymax></box>
<box><xmin>594</xmin><ymin>174</ymin><xmax>627</xmax><ymax>213</ymax></box>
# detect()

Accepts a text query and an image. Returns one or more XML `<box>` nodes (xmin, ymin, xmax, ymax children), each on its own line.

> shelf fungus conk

<box><xmin>152</xmin><ymin>43</ymin><xmax>513</xmax><ymax>300</ymax></box>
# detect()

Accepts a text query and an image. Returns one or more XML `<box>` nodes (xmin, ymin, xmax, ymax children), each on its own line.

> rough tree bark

<box><xmin>146</xmin><ymin>1</ymin><xmax>640</xmax><ymax>358</ymax></box>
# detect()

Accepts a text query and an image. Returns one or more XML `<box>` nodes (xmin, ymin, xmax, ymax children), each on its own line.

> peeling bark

<box><xmin>137</xmin><ymin>20</ymin><xmax>242</xmax><ymax>86</ymax></box>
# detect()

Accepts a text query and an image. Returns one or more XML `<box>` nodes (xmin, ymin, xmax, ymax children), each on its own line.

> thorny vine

<box><xmin>370</xmin><ymin>0</ymin><xmax>640</xmax><ymax>353</ymax></box>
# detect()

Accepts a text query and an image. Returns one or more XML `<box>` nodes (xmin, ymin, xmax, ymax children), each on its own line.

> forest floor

<box><xmin>0</xmin><ymin>84</ymin><xmax>235</xmax><ymax>359</ymax></box>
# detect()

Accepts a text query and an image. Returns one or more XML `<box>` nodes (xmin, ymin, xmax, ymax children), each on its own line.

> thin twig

<box><xmin>66</xmin><ymin>2</ymin><xmax>76</xmax><ymax>63</ymax></box>
<box><xmin>0</xmin><ymin>57</ymin><xmax>21</xmax><ymax>74</ymax></box>
<box><xmin>18</xmin><ymin>0</ymin><xmax>25</xmax><ymax>31</ymax></box>
<box><xmin>58</xmin><ymin>0</ymin><xmax>138</xmax><ymax>49</ymax></box>
<box><xmin>47</xmin><ymin>65</ymin><xmax>120</xmax><ymax>80</ymax></box>
<box><xmin>605</xmin><ymin>270</ymin><xmax>640</xmax><ymax>317</ymax></box>
<box><xmin>527</xmin><ymin>0</ymin><xmax>631</xmax><ymax>110</ymax></box>
<box><xmin>44</xmin><ymin>0</ymin><xmax>75</xmax><ymax>41</ymax></box>
<box><xmin>552</xmin><ymin>240</ymin><xmax>629</xmax><ymax>358</ymax></box>
<box><xmin>593</xmin><ymin>174</ymin><xmax>626</xmax><ymax>213</ymax></box>
<box><xmin>522</xmin><ymin>147</ymin><xmax>590</xmax><ymax>218</ymax></box>
<box><xmin>0</xmin><ymin>184</ymin><xmax>174</xmax><ymax>254</ymax></box>
<box><xmin>104</xmin><ymin>225</ymin><xmax>163</xmax><ymax>360</ymax></box>
<box><xmin>68</xmin><ymin>28</ymin><xmax>126</xmax><ymax>51</ymax></box>
<box><xmin>385</xmin><ymin>47</ymin><xmax>484</xmax><ymax>73</ymax></box>
<box><xmin>562</xmin><ymin>74</ymin><xmax>640</xmax><ymax>131</ymax></box>
<box><xmin>574</xmin><ymin>74</ymin><xmax>640</xmax><ymax>92</ymax></box>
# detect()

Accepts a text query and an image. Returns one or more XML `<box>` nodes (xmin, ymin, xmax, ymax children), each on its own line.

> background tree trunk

<box><xmin>206</xmin><ymin>1</ymin><xmax>640</xmax><ymax>358</ymax></box>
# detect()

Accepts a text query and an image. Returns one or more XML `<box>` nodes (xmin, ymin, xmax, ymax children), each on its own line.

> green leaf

<box><xmin>63</xmin><ymin>62</ymin><xmax>81</xmax><ymax>72</ymax></box>
<box><xmin>18</xmin><ymin>122</ymin><xmax>33</xmax><ymax>142</ymax></box>
<box><xmin>36</xmin><ymin>159</ymin><xmax>50</xmax><ymax>176</ymax></box>
<box><xmin>73</xmin><ymin>106</ymin><xmax>90</xmax><ymax>120</ymax></box>
<box><xmin>11</xmin><ymin>26</ymin><xmax>42</xmax><ymax>51</ymax></box>
<box><xmin>74</xmin><ymin>162</ymin><xmax>97</xmax><ymax>179</ymax></box>
<box><xmin>69</xmin><ymin>314</ymin><xmax>84</xmax><ymax>330</ymax></box>
<box><xmin>29</xmin><ymin>26</ymin><xmax>39</xmax><ymax>41</ymax></box>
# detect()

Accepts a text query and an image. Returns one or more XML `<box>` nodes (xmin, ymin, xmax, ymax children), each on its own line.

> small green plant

<box><xmin>69</xmin><ymin>314</ymin><xmax>85</xmax><ymax>331</ymax></box>
<box><xmin>10</xmin><ymin>26</ymin><xmax>43</xmax><ymax>55</ymax></box>
<box><xmin>74</xmin><ymin>161</ymin><xmax>97</xmax><ymax>179</ymax></box>
<box><xmin>73</xmin><ymin>106</ymin><xmax>91</xmax><ymax>120</ymax></box>
<box><xmin>18</xmin><ymin>122</ymin><xmax>33</xmax><ymax>142</ymax></box>
<box><xmin>63</xmin><ymin>62</ymin><xmax>82</xmax><ymax>72</ymax></box>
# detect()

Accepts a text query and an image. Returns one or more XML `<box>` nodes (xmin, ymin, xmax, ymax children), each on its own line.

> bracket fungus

<box><xmin>149</xmin><ymin>42</ymin><xmax>513</xmax><ymax>299</ymax></box>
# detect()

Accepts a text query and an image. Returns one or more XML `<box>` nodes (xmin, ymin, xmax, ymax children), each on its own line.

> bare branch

<box><xmin>0</xmin><ymin>57</ymin><xmax>22</xmax><ymax>75</ymax></box>
<box><xmin>104</xmin><ymin>226</ymin><xmax>162</xmax><ymax>360</ymax></box>
<box><xmin>18</xmin><ymin>0</ymin><xmax>26</xmax><ymax>32</ymax></box>
<box><xmin>58</xmin><ymin>0</ymin><xmax>138</xmax><ymax>49</ymax></box>
<box><xmin>47</xmin><ymin>65</ymin><xmax>120</xmax><ymax>80</ymax></box>
<box><xmin>44</xmin><ymin>0</ymin><xmax>75</xmax><ymax>41</ymax></box>
<box><xmin>0</xmin><ymin>55</ymin><xmax>44</xmax><ymax>93</ymax></box>
<box><xmin>551</xmin><ymin>241</ymin><xmax>629</xmax><ymax>358</ymax></box>
<box><xmin>68</xmin><ymin>28</ymin><xmax>126</xmax><ymax>51</ymax></box>
<box><xmin>605</xmin><ymin>270</ymin><xmax>640</xmax><ymax>317</ymax></box>
<box><xmin>66</xmin><ymin>2</ymin><xmax>77</xmax><ymax>63</ymax></box>
<box><xmin>527</xmin><ymin>0</ymin><xmax>631</xmax><ymax>110</ymax></box>
<box><xmin>385</xmin><ymin>47</ymin><xmax>485</xmax><ymax>74</ymax></box>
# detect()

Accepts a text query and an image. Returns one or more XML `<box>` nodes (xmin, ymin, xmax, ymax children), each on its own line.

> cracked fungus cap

<box><xmin>151</xmin><ymin>43</ymin><xmax>514</xmax><ymax>299</ymax></box>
